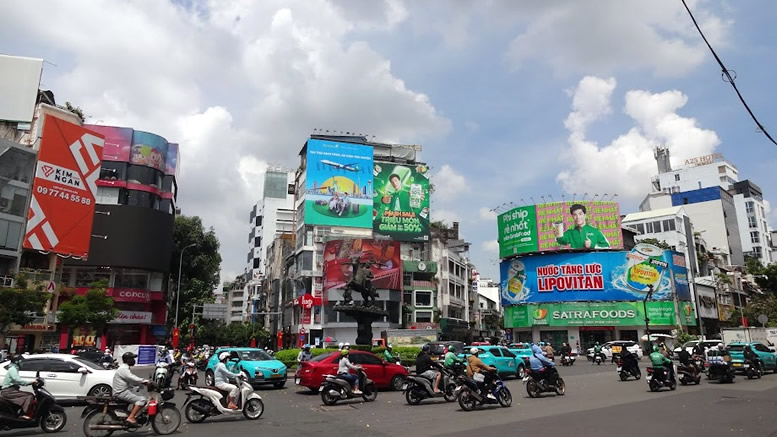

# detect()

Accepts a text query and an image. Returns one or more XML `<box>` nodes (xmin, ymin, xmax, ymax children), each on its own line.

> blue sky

<box><xmin>2</xmin><ymin>0</ymin><xmax>776</xmax><ymax>282</ymax></box>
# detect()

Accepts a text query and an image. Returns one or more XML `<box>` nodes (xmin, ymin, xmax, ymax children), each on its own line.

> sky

<box><xmin>3</xmin><ymin>0</ymin><xmax>777</xmax><ymax>283</ymax></box>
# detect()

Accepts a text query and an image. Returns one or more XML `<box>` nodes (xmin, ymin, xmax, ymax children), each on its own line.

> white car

<box><xmin>587</xmin><ymin>341</ymin><xmax>643</xmax><ymax>360</ymax></box>
<box><xmin>0</xmin><ymin>353</ymin><xmax>115</xmax><ymax>400</ymax></box>
<box><xmin>672</xmin><ymin>340</ymin><xmax>723</xmax><ymax>358</ymax></box>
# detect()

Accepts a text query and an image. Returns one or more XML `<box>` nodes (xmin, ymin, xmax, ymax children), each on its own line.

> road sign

<box><xmin>46</xmin><ymin>281</ymin><xmax>56</xmax><ymax>293</ymax></box>
<box><xmin>758</xmin><ymin>314</ymin><xmax>769</xmax><ymax>326</ymax></box>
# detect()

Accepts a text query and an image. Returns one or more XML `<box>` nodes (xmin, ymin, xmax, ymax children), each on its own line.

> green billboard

<box><xmin>497</xmin><ymin>205</ymin><xmax>537</xmax><ymax>257</ymax></box>
<box><xmin>504</xmin><ymin>301</ymin><xmax>696</xmax><ymax>328</ymax></box>
<box><xmin>373</xmin><ymin>162</ymin><xmax>430</xmax><ymax>242</ymax></box>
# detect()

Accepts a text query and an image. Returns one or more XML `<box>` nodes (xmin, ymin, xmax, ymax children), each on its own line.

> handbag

<box><xmin>473</xmin><ymin>372</ymin><xmax>485</xmax><ymax>382</ymax></box>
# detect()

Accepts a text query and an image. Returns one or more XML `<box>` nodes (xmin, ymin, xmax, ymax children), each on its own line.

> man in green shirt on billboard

<box><xmin>387</xmin><ymin>173</ymin><xmax>411</xmax><ymax>211</ymax></box>
<box><xmin>555</xmin><ymin>204</ymin><xmax>610</xmax><ymax>249</ymax></box>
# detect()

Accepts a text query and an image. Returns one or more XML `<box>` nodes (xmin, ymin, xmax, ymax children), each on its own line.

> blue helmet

<box><xmin>531</xmin><ymin>345</ymin><xmax>544</xmax><ymax>355</ymax></box>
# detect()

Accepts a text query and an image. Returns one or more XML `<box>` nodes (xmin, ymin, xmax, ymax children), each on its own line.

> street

<box><xmin>4</xmin><ymin>361</ymin><xmax>777</xmax><ymax>437</ymax></box>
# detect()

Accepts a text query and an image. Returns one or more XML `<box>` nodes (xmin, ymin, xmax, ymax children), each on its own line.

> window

<box><xmin>754</xmin><ymin>246</ymin><xmax>763</xmax><ymax>256</ymax></box>
<box><xmin>635</xmin><ymin>223</ymin><xmax>644</xmax><ymax>234</ymax></box>
<box><xmin>415</xmin><ymin>311</ymin><xmax>433</xmax><ymax>323</ymax></box>
<box><xmin>254</xmin><ymin>237</ymin><xmax>261</xmax><ymax>248</ymax></box>
<box><xmin>263</xmin><ymin>171</ymin><xmax>289</xmax><ymax>199</ymax></box>
<box><xmin>256</xmin><ymin>216</ymin><xmax>263</xmax><ymax>227</ymax></box>
<box><xmin>718</xmin><ymin>165</ymin><xmax>726</xmax><ymax>174</ymax></box>
<box><xmin>0</xmin><ymin>147</ymin><xmax>35</xmax><ymax>183</ymax></box>
<box><xmin>652</xmin><ymin>221</ymin><xmax>662</xmax><ymax>233</ymax></box>
<box><xmin>415</xmin><ymin>291</ymin><xmax>432</xmax><ymax>307</ymax></box>
<box><xmin>674</xmin><ymin>174</ymin><xmax>680</xmax><ymax>181</ymax></box>
<box><xmin>354</xmin><ymin>353</ymin><xmax>382</xmax><ymax>365</ymax></box>
<box><xmin>0</xmin><ymin>183</ymin><xmax>28</xmax><ymax>217</ymax></box>
<box><xmin>662</xmin><ymin>219</ymin><xmax>675</xmax><ymax>232</ymax></box>
<box><xmin>127</xmin><ymin>165</ymin><xmax>162</xmax><ymax>188</ymax></box>
<box><xmin>18</xmin><ymin>359</ymin><xmax>49</xmax><ymax>372</ymax></box>
<box><xmin>75</xmin><ymin>270</ymin><xmax>111</xmax><ymax>287</ymax></box>
<box><xmin>48</xmin><ymin>359</ymin><xmax>80</xmax><ymax>373</ymax></box>
<box><xmin>127</xmin><ymin>190</ymin><xmax>159</xmax><ymax>208</ymax></box>
<box><xmin>754</xmin><ymin>344</ymin><xmax>771</xmax><ymax>353</ymax></box>
<box><xmin>403</xmin><ymin>290</ymin><xmax>412</xmax><ymax>305</ymax></box>
<box><xmin>748</xmin><ymin>216</ymin><xmax>757</xmax><ymax>228</ymax></box>
<box><xmin>99</xmin><ymin>162</ymin><xmax>127</xmax><ymax>181</ymax></box>
<box><xmin>751</xmin><ymin>231</ymin><xmax>760</xmax><ymax>244</ymax></box>
<box><xmin>490</xmin><ymin>348</ymin><xmax>503</xmax><ymax>357</ymax></box>
<box><xmin>114</xmin><ymin>269</ymin><xmax>149</xmax><ymax>289</ymax></box>
<box><xmin>0</xmin><ymin>219</ymin><xmax>22</xmax><ymax>250</ymax></box>
<box><xmin>501</xmin><ymin>349</ymin><xmax>516</xmax><ymax>358</ymax></box>
<box><xmin>745</xmin><ymin>201</ymin><xmax>754</xmax><ymax>214</ymax></box>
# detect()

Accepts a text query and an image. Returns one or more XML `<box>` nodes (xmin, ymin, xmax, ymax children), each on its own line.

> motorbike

<box><xmin>320</xmin><ymin>368</ymin><xmax>377</xmax><ymax>405</ymax></box>
<box><xmin>677</xmin><ymin>363</ymin><xmax>701</xmax><ymax>385</ymax></box>
<box><xmin>744</xmin><ymin>360</ymin><xmax>763</xmax><ymax>380</ymax></box>
<box><xmin>0</xmin><ymin>376</ymin><xmax>67</xmax><ymax>433</ymax></box>
<box><xmin>403</xmin><ymin>363</ymin><xmax>459</xmax><ymax>405</ymax></box>
<box><xmin>455</xmin><ymin>372</ymin><xmax>512</xmax><ymax>411</ymax></box>
<box><xmin>707</xmin><ymin>359</ymin><xmax>735</xmax><ymax>383</ymax></box>
<box><xmin>593</xmin><ymin>353</ymin><xmax>603</xmax><ymax>365</ymax></box>
<box><xmin>646</xmin><ymin>366</ymin><xmax>676</xmax><ymax>392</ymax></box>
<box><xmin>617</xmin><ymin>357</ymin><xmax>641</xmax><ymax>381</ymax></box>
<box><xmin>560</xmin><ymin>354</ymin><xmax>575</xmax><ymax>366</ymax></box>
<box><xmin>152</xmin><ymin>362</ymin><xmax>171</xmax><ymax>389</ymax></box>
<box><xmin>196</xmin><ymin>358</ymin><xmax>209</xmax><ymax>372</ymax></box>
<box><xmin>524</xmin><ymin>366</ymin><xmax>566</xmax><ymax>397</ymax></box>
<box><xmin>81</xmin><ymin>384</ymin><xmax>181</xmax><ymax>437</ymax></box>
<box><xmin>179</xmin><ymin>362</ymin><xmax>198</xmax><ymax>390</ymax></box>
<box><xmin>184</xmin><ymin>373</ymin><xmax>264</xmax><ymax>422</ymax></box>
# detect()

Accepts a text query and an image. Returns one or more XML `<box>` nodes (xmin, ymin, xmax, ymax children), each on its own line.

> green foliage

<box><xmin>740</xmin><ymin>294</ymin><xmax>777</xmax><ymax>327</ymax></box>
<box><xmin>754</xmin><ymin>263</ymin><xmax>777</xmax><ymax>294</ymax></box>
<box><xmin>674</xmin><ymin>325</ymin><xmax>697</xmax><ymax>346</ymax></box>
<box><xmin>638</xmin><ymin>238</ymin><xmax>673</xmax><ymax>250</ymax></box>
<box><xmin>58</xmin><ymin>281</ymin><xmax>118</xmax><ymax>329</ymax></box>
<box><xmin>744</xmin><ymin>256</ymin><xmax>764</xmax><ymax>276</ymax></box>
<box><xmin>171</xmin><ymin>215</ymin><xmax>222</xmax><ymax>326</ymax></box>
<box><xmin>191</xmin><ymin>319</ymin><xmax>268</xmax><ymax>347</ymax></box>
<box><xmin>274</xmin><ymin>348</ymin><xmax>333</xmax><ymax>368</ymax></box>
<box><xmin>0</xmin><ymin>280</ymin><xmax>50</xmax><ymax>334</ymax></box>
<box><xmin>372</xmin><ymin>346</ymin><xmax>420</xmax><ymax>366</ymax></box>
<box><xmin>64</xmin><ymin>102</ymin><xmax>86</xmax><ymax>122</ymax></box>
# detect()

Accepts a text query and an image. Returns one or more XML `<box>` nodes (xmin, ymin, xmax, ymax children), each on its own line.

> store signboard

<box><xmin>112</xmin><ymin>310</ymin><xmax>152</xmax><ymax>324</ymax></box>
<box><xmin>505</xmin><ymin>301</ymin><xmax>696</xmax><ymax>328</ymax></box>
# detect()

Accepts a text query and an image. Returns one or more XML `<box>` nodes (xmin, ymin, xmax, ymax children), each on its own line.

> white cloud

<box><xmin>478</xmin><ymin>207</ymin><xmax>496</xmax><ymax>221</ymax></box>
<box><xmin>0</xmin><ymin>1</ymin><xmax>450</xmax><ymax>282</ymax></box>
<box><xmin>433</xmin><ymin>164</ymin><xmax>469</xmax><ymax>203</ymax></box>
<box><xmin>481</xmin><ymin>239</ymin><xmax>499</xmax><ymax>254</ymax></box>
<box><xmin>504</xmin><ymin>0</ymin><xmax>731</xmax><ymax>77</ymax></box>
<box><xmin>464</xmin><ymin>121</ymin><xmax>480</xmax><ymax>133</ymax></box>
<box><xmin>432</xmin><ymin>209</ymin><xmax>461</xmax><ymax>226</ymax></box>
<box><xmin>557</xmin><ymin>76</ymin><xmax>720</xmax><ymax>201</ymax></box>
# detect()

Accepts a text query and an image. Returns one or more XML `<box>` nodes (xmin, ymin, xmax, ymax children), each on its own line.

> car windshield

<box><xmin>238</xmin><ymin>350</ymin><xmax>273</xmax><ymax>361</ymax></box>
<box><xmin>311</xmin><ymin>352</ymin><xmax>334</xmax><ymax>362</ymax></box>
<box><xmin>73</xmin><ymin>358</ymin><xmax>104</xmax><ymax>370</ymax></box>
<box><xmin>682</xmin><ymin>341</ymin><xmax>698</xmax><ymax>347</ymax></box>
<box><xmin>727</xmin><ymin>345</ymin><xmax>745</xmax><ymax>352</ymax></box>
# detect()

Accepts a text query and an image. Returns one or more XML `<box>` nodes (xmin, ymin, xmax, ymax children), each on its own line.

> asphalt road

<box><xmin>5</xmin><ymin>360</ymin><xmax>776</xmax><ymax>437</ymax></box>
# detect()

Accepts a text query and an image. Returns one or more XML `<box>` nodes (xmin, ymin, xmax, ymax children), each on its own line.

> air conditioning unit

<box><xmin>314</xmin><ymin>236</ymin><xmax>323</xmax><ymax>243</ymax></box>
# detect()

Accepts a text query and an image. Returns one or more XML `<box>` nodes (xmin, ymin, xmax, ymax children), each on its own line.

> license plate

<box><xmin>270</xmin><ymin>373</ymin><xmax>283</xmax><ymax>379</ymax></box>
<box><xmin>733</xmin><ymin>363</ymin><xmax>742</xmax><ymax>367</ymax></box>
<box><xmin>295</xmin><ymin>377</ymin><xmax>301</xmax><ymax>385</ymax></box>
<box><xmin>646</xmin><ymin>375</ymin><xmax>652</xmax><ymax>381</ymax></box>
<box><xmin>617</xmin><ymin>367</ymin><xmax>622</xmax><ymax>372</ymax></box>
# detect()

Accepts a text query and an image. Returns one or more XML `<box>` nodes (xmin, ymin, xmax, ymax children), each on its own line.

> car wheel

<box><xmin>516</xmin><ymin>365</ymin><xmax>526</xmax><ymax>379</ymax></box>
<box><xmin>390</xmin><ymin>375</ymin><xmax>406</xmax><ymax>391</ymax></box>
<box><xmin>204</xmin><ymin>370</ymin><xmax>214</xmax><ymax>386</ymax></box>
<box><xmin>87</xmin><ymin>384</ymin><xmax>112</xmax><ymax>398</ymax></box>
<box><xmin>273</xmin><ymin>380</ymin><xmax>286</xmax><ymax>389</ymax></box>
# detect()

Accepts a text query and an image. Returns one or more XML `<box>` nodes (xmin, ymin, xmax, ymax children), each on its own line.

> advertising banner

<box><xmin>504</xmin><ymin>301</ymin><xmax>696</xmax><ymax>328</ymax></box>
<box><xmin>165</xmin><ymin>143</ymin><xmax>179</xmax><ymax>176</ymax></box>
<box><xmin>497</xmin><ymin>201</ymin><xmax>623</xmax><ymax>258</ymax></box>
<box><xmin>112</xmin><ymin>311</ymin><xmax>152</xmax><ymax>324</ymax></box>
<box><xmin>131</xmin><ymin>131</ymin><xmax>168</xmax><ymax>172</ymax></box>
<box><xmin>24</xmin><ymin>116</ymin><xmax>104</xmax><ymax>257</ymax></box>
<box><xmin>304</xmin><ymin>139</ymin><xmax>373</xmax><ymax>228</ymax></box>
<box><xmin>373</xmin><ymin>162</ymin><xmax>430</xmax><ymax>241</ymax></box>
<box><xmin>84</xmin><ymin>125</ymin><xmax>132</xmax><ymax>162</ymax></box>
<box><xmin>323</xmin><ymin>239</ymin><xmax>402</xmax><ymax>291</ymax></box>
<box><xmin>500</xmin><ymin>245</ymin><xmax>692</xmax><ymax>305</ymax></box>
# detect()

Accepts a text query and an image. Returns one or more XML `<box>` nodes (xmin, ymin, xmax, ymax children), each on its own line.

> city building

<box><xmin>430</xmin><ymin>222</ymin><xmax>474</xmax><ymax>342</ymax></box>
<box><xmin>472</xmin><ymin>276</ymin><xmax>502</xmax><ymax>340</ymax></box>
<box><xmin>730</xmin><ymin>180</ymin><xmax>773</xmax><ymax>265</ymax></box>
<box><xmin>224</xmin><ymin>273</ymin><xmax>249</xmax><ymax>323</ymax></box>
<box><xmin>247</xmin><ymin>168</ymin><xmax>295</xmax><ymax>278</ymax></box>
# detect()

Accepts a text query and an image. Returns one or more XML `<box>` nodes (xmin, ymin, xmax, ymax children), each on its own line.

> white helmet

<box><xmin>219</xmin><ymin>352</ymin><xmax>230</xmax><ymax>361</ymax></box>
<box><xmin>344</xmin><ymin>342</ymin><xmax>350</xmax><ymax>349</ymax></box>
<box><xmin>718</xmin><ymin>343</ymin><xmax>725</xmax><ymax>349</ymax></box>
<box><xmin>338</xmin><ymin>342</ymin><xmax>344</xmax><ymax>350</ymax></box>
<box><xmin>470</xmin><ymin>347</ymin><xmax>479</xmax><ymax>355</ymax></box>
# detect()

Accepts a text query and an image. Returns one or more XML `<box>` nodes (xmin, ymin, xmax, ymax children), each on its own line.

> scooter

<box><xmin>678</xmin><ymin>363</ymin><xmax>701</xmax><ymax>385</ymax></box>
<box><xmin>320</xmin><ymin>368</ymin><xmax>377</xmax><ymax>405</ymax></box>
<box><xmin>403</xmin><ymin>363</ymin><xmax>458</xmax><ymax>405</ymax></box>
<box><xmin>744</xmin><ymin>360</ymin><xmax>763</xmax><ymax>380</ymax></box>
<box><xmin>81</xmin><ymin>383</ymin><xmax>181</xmax><ymax>437</ymax></box>
<box><xmin>560</xmin><ymin>354</ymin><xmax>576</xmax><ymax>366</ymax></box>
<box><xmin>707</xmin><ymin>358</ymin><xmax>735</xmax><ymax>383</ymax></box>
<box><xmin>617</xmin><ymin>356</ymin><xmax>641</xmax><ymax>381</ymax></box>
<box><xmin>455</xmin><ymin>372</ymin><xmax>512</xmax><ymax>411</ymax></box>
<box><xmin>594</xmin><ymin>354</ymin><xmax>603</xmax><ymax>365</ymax></box>
<box><xmin>524</xmin><ymin>366</ymin><xmax>566</xmax><ymax>397</ymax></box>
<box><xmin>153</xmin><ymin>362</ymin><xmax>171</xmax><ymax>389</ymax></box>
<box><xmin>179</xmin><ymin>362</ymin><xmax>198</xmax><ymax>390</ymax></box>
<box><xmin>183</xmin><ymin>373</ymin><xmax>264</xmax><ymax>422</ymax></box>
<box><xmin>0</xmin><ymin>376</ymin><xmax>67</xmax><ymax>433</ymax></box>
<box><xmin>646</xmin><ymin>366</ymin><xmax>677</xmax><ymax>392</ymax></box>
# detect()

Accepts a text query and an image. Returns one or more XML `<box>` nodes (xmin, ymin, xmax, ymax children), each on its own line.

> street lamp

<box><xmin>175</xmin><ymin>243</ymin><xmax>196</xmax><ymax>329</ymax></box>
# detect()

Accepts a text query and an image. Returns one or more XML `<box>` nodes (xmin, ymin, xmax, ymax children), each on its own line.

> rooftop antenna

<box><xmin>572</xmin><ymin>193</ymin><xmax>577</xmax><ymax>201</ymax></box>
<box><xmin>548</xmin><ymin>194</ymin><xmax>555</xmax><ymax>202</ymax></box>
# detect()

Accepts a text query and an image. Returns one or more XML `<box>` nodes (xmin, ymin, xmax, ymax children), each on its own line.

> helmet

<box><xmin>219</xmin><ymin>352</ymin><xmax>230</xmax><ymax>361</ymax></box>
<box><xmin>104</xmin><ymin>348</ymin><xmax>110</xmax><ymax>353</ymax></box>
<box><xmin>9</xmin><ymin>355</ymin><xmax>23</xmax><ymax>364</ymax></box>
<box><xmin>304</xmin><ymin>344</ymin><xmax>310</xmax><ymax>350</ymax></box>
<box><xmin>341</xmin><ymin>349</ymin><xmax>349</xmax><ymax>356</ymax></box>
<box><xmin>469</xmin><ymin>347</ymin><xmax>479</xmax><ymax>355</ymax></box>
<box><xmin>387</xmin><ymin>344</ymin><xmax>392</xmax><ymax>350</ymax></box>
<box><xmin>122</xmin><ymin>352</ymin><xmax>137</xmax><ymax>366</ymax></box>
<box><xmin>338</xmin><ymin>342</ymin><xmax>344</xmax><ymax>350</ymax></box>
<box><xmin>531</xmin><ymin>345</ymin><xmax>543</xmax><ymax>355</ymax></box>
<box><xmin>422</xmin><ymin>344</ymin><xmax>430</xmax><ymax>352</ymax></box>
<box><xmin>718</xmin><ymin>343</ymin><xmax>725</xmax><ymax>349</ymax></box>
<box><xmin>652</xmin><ymin>345</ymin><xmax>659</xmax><ymax>353</ymax></box>
<box><xmin>344</xmin><ymin>342</ymin><xmax>350</xmax><ymax>349</ymax></box>
<box><xmin>594</xmin><ymin>342</ymin><xmax>599</xmax><ymax>346</ymax></box>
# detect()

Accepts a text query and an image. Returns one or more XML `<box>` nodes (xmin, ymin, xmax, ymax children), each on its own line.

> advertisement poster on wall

<box><xmin>497</xmin><ymin>201</ymin><xmax>623</xmax><ymax>258</ymax></box>
<box><xmin>83</xmin><ymin>125</ymin><xmax>132</xmax><ymax>162</ymax></box>
<box><xmin>322</xmin><ymin>239</ymin><xmax>402</xmax><ymax>291</ymax></box>
<box><xmin>304</xmin><ymin>139</ymin><xmax>373</xmax><ymax>228</ymax></box>
<box><xmin>372</xmin><ymin>162</ymin><xmax>431</xmax><ymax>241</ymax></box>
<box><xmin>500</xmin><ymin>244</ymin><xmax>692</xmax><ymax>305</ymax></box>
<box><xmin>23</xmin><ymin>116</ymin><xmax>104</xmax><ymax>257</ymax></box>
<box><xmin>504</xmin><ymin>301</ymin><xmax>696</xmax><ymax>328</ymax></box>
<box><xmin>131</xmin><ymin>131</ymin><xmax>168</xmax><ymax>172</ymax></box>
<box><xmin>165</xmin><ymin>143</ymin><xmax>179</xmax><ymax>176</ymax></box>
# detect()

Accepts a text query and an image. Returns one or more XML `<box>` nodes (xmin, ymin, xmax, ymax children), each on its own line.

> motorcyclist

<box><xmin>743</xmin><ymin>345</ymin><xmax>760</xmax><ymax>373</ymax></box>
<box><xmin>466</xmin><ymin>347</ymin><xmax>497</xmax><ymax>399</ymax></box>
<box><xmin>444</xmin><ymin>345</ymin><xmax>464</xmax><ymax>369</ymax></box>
<box><xmin>692</xmin><ymin>342</ymin><xmax>705</xmax><ymax>359</ymax></box>
<box><xmin>297</xmin><ymin>345</ymin><xmax>313</xmax><ymax>364</ymax></box>
<box><xmin>112</xmin><ymin>352</ymin><xmax>150</xmax><ymax>425</ymax></box>
<box><xmin>677</xmin><ymin>348</ymin><xmax>696</xmax><ymax>376</ymax></box>
<box><xmin>543</xmin><ymin>343</ymin><xmax>555</xmax><ymax>363</ymax></box>
<box><xmin>337</xmin><ymin>349</ymin><xmax>362</xmax><ymax>395</ymax></box>
<box><xmin>649</xmin><ymin>345</ymin><xmax>674</xmax><ymax>381</ymax></box>
<box><xmin>213</xmin><ymin>352</ymin><xmax>241</xmax><ymax>409</ymax></box>
<box><xmin>177</xmin><ymin>351</ymin><xmax>195</xmax><ymax>389</ymax></box>
<box><xmin>560</xmin><ymin>342</ymin><xmax>572</xmax><ymax>357</ymax></box>
<box><xmin>101</xmin><ymin>348</ymin><xmax>114</xmax><ymax>365</ymax></box>
<box><xmin>383</xmin><ymin>345</ymin><xmax>399</xmax><ymax>363</ymax></box>
<box><xmin>0</xmin><ymin>355</ymin><xmax>36</xmax><ymax>420</ymax></box>
<box><xmin>620</xmin><ymin>347</ymin><xmax>638</xmax><ymax>375</ymax></box>
<box><xmin>592</xmin><ymin>342</ymin><xmax>603</xmax><ymax>364</ymax></box>
<box><xmin>529</xmin><ymin>344</ymin><xmax>555</xmax><ymax>385</ymax></box>
<box><xmin>416</xmin><ymin>345</ymin><xmax>442</xmax><ymax>394</ymax></box>
<box><xmin>158</xmin><ymin>347</ymin><xmax>173</xmax><ymax>365</ymax></box>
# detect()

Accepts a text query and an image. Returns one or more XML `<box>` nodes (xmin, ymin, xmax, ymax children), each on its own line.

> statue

<box><xmin>341</xmin><ymin>255</ymin><xmax>381</xmax><ymax>307</ymax></box>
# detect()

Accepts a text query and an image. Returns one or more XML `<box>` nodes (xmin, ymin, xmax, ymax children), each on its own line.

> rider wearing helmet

<box><xmin>415</xmin><ymin>344</ymin><xmax>442</xmax><ymax>394</ymax></box>
<box><xmin>112</xmin><ymin>352</ymin><xmax>150</xmax><ymax>425</ymax></box>
<box><xmin>444</xmin><ymin>344</ymin><xmax>463</xmax><ymax>369</ymax></box>
<box><xmin>466</xmin><ymin>347</ymin><xmax>497</xmax><ymax>399</ymax></box>
<box><xmin>337</xmin><ymin>349</ymin><xmax>363</xmax><ymax>394</ymax></box>
<box><xmin>0</xmin><ymin>355</ymin><xmax>36</xmax><ymax>420</ymax></box>
<box><xmin>297</xmin><ymin>345</ymin><xmax>313</xmax><ymax>364</ymax></box>
<box><xmin>383</xmin><ymin>345</ymin><xmax>398</xmax><ymax>363</ymax></box>
<box><xmin>593</xmin><ymin>342</ymin><xmax>603</xmax><ymax>364</ymax></box>
<box><xmin>214</xmin><ymin>352</ymin><xmax>242</xmax><ymax>410</ymax></box>
<box><xmin>649</xmin><ymin>345</ymin><xmax>674</xmax><ymax>381</ymax></box>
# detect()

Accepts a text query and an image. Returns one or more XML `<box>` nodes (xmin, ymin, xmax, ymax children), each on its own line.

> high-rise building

<box><xmin>730</xmin><ymin>180</ymin><xmax>773</xmax><ymax>265</ymax></box>
<box><xmin>247</xmin><ymin>168</ymin><xmax>295</xmax><ymax>279</ymax></box>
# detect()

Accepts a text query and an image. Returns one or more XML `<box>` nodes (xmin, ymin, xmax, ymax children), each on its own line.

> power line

<box><xmin>680</xmin><ymin>0</ymin><xmax>777</xmax><ymax>147</ymax></box>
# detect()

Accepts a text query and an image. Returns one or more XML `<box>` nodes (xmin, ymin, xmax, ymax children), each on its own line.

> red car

<box><xmin>295</xmin><ymin>350</ymin><xmax>408</xmax><ymax>392</ymax></box>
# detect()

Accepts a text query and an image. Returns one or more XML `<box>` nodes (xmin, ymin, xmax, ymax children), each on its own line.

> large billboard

<box><xmin>0</xmin><ymin>55</ymin><xmax>43</xmax><ymax>122</ymax></box>
<box><xmin>504</xmin><ymin>301</ymin><xmax>697</xmax><ymax>328</ymax></box>
<box><xmin>498</xmin><ymin>201</ymin><xmax>623</xmax><ymax>258</ymax></box>
<box><xmin>304</xmin><ymin>139</ymin><xmax>373</xmax><ymax>228</ymax></box>
<box><xmin>322</xmin><ymin>239</ymin><xmax>402</xmax><ymax>291</ymax></box>
<box><xmin>131</xmin><ymin>131</ymin><xmax>168</xmax><ymax>172</ymax></box>
<box><xmin>500</xmin><ymin>244</ymin><xmax>691</xmax><ymax>305</ymax></box>
<box><xmin>24</xmin><ymin>116</ymin><xmax>104</xmax><ymax>257</ymax></box>
<box><xmin>373</xmin><ymin>162</ymin><xmax>430</xmax><ymax>241</ymax></box>
<box><xmin>83</xmin><ymin>125</ymin><xmax>132</xmax><ymax>162</ymax></box>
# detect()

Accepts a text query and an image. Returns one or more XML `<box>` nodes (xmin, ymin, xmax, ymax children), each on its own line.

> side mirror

<box><xmin>78</xmin><ymin>367</ymin><xmax>89</xmax><ymax>374</ymax></box>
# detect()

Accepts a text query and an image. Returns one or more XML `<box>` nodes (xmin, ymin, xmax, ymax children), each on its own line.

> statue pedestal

<box><xmin>334</xmin><ymin>304</ymin><xmax>389</xmax><ymax>346</ymax></box>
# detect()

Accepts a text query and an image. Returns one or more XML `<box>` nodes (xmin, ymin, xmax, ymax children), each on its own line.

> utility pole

<box><xmin>643</xmin><ymin>284</ymin><xmax>655</xmax><ymax>351</ymax></box>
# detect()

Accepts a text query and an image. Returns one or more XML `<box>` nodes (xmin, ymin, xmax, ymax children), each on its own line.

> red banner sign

<box><xmin>323</xmin><ymin>239</ymin><xmax>402</xmax><ymax>291</ymax></box>
<box><xmin>24</xmin><ymin>116</ymin><xmax>104</xmax><ymax>257</ymax></box>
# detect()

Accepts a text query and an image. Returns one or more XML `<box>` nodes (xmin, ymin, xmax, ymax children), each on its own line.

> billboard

<box><xmin>83</xmin><ymin>125</ymin><xmax>132</xmax><ymax>162</ymax></box>
<box><xmin>322</xmin><ymin>239</ymin><xmax>402</xmax><ymax>291</ymax></box>
<box><xmin>498</xmin><ymin>201</ymin><xmax>623</xmax><ymax>258</ymax></box>
<box><xmin>304</xmin><ymin>139</ymin><xmax>373</xmax><ymax>228</ymax></box>
<box><xmin>0</xmin><ymin>55</ymin><xmax>43</xmax><ymax>122</ymax></box>
<box><xmin>24</xmin><ymin>116</ymin><xmax>104</xmax><ymax>257</ymax></box>
<box><xmin>131</xmin><ymin>131</ymin><xmax>168</xmax><ymax>172</ymax></box>
<box><xmin>373</xmin><ymin>162</ymin><xmax>430</xmax><ymax>241</ymax></box>
<box><xmin>165</xmin><ymin>143</ymin><xmax>179</xmax><ymax>176</ymax></box>
<box><xmin>504</xmin><ymin>301</ymin><xmax>696</xmax><ymax>328</ymax></box>
<box><xmin>500</xmin><ymin>244</ymin><xmax>691</xmax><ymax>305</ymax></box>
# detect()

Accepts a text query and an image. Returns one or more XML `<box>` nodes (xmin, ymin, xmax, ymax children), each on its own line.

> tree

<box><xmin>58</xmin><ymin>280</ymin><xmax>119</xmax><ymax>332</ymax></box>
<box><xmin>0</xmin><ymin>275</ymin><xmax>49</xmax><ymax>335</ymax></box>
<box><xmin>740</xmin><ymin>294</ymin><xmax>777</xmax><ymax>327</ymax></box>
<box><xmin>64</xmin><ymin>102</ymin><xmax>86</xmax><ymax>122</ymax></box>
<box><xmin>638</xmin><ymin>238</ymin><xmax>672</xmax><ymax>250</ymax></box>
<box><xmin>170</xmin><ymin>215</ymin><xmax>222</xmax><ymax>327</ymax></box>
<box><xmin>188</xmin><ymin>319</ymin><xmax>268</xmax><ymax>347</ymax></box>
<box><xmin>753</xmin><ymin>263</ymin><xmax>777</xmax><ymax>294</ymax></box>
<box><xmin>744</xmin><ymin>255</ymin><xmax>764</xmax><ymax>276</ymax></box>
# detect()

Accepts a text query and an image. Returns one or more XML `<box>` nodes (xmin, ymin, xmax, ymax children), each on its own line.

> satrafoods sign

<box><xmin>504</xmin><ymin>301</ymin><xmax>696</xmax><ymax>328</ymax></box>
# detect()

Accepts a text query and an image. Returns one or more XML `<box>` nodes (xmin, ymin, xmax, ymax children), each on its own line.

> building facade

<box><xmin>730</xmin><ymin>180</ymin><xmax>773</xmax><ymax>265</ymax></box>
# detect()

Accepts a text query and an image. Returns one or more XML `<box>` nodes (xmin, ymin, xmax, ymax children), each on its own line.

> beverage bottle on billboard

<box><xmin>409</xmin><ymin>183</ymin><xmax>422</xmax><ymax>209</ymax></box>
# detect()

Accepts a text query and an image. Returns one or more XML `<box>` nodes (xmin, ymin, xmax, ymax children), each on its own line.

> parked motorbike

<box><xmin>184</xmin><ymin>373</ymin><xmax>264</xmax><ymax>422</ymax></box>
<box><xmin>560</xmin><ymin>354</ymin><xmax>575</xmax><ymax>366</ymax></box>
<box><xmin>0</xmin><ymin>376</ymin><xmax>67</xmax><ymax>433</ymax></box>
<box><xmin>455</xmin><ymin>372</ymin><xmax>512</xmax><ymax>411</ymax></box>
<box><xmin>707</xmin><ymin>360</ymin><xmax>735</xmax><ymax>383</ymax></box>
<box><xmin>646</xmin><ymin>366</ymin><xmax>677</xmax><ymax>392</ymax></box>
<box><xmin>320</xmin><ymin>369</ymin><xmax>377</xmax><ymax>405</ymax></box>
<box><xmin>524</xmin><ymin>366</ymin><xmax>566</xmax><ymax>397</ymax></box>
<box><xmin>153</xmin><ymin>362</ymin><xmax>171</xmax><ymax>389</ymax></box>
<box><xmin>617</xmin><ymin>357</ymin><xmax>641</xmax><ymax>381</ymax></box>
<box><xmin>678</xmin><ymin>363</ymin><xmax>701</xmax><ymax>385</ymax></box>
<box><xmin>81</xmin><ymin>384</ymin><xmax>181</xmax><ymax>437</ymax></box>
<box><xmin>179</xmin><ymin>362</ymin><xmax>198</xmax><ymax>390</ymax></box>
<box><xmin>404</xmin><ymin>363</ymin><xmax>458</xmax><ymax>404</ymax></box>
